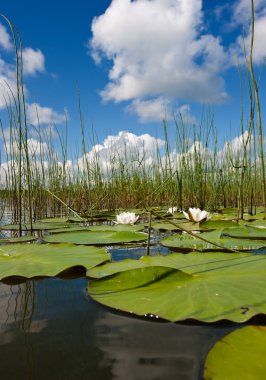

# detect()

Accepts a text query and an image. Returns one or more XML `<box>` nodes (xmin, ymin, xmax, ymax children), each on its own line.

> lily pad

<box><xmin>49</xmin><ymin>224</ymin><xmax>146</xmax><ymax>234</ymax></box>
<box><xmin>42</xmin><ymin>230</ymin><xmax>148</xmax><ymax>245</ymax></box>
<box><xmin>0</xmin><ymin>243</ymin><xmax>110</xmax><ymax>279</ymax></box>
<box><xmin>38</xmin><ymin>217</ymin><xmax>73</xmax><ymax>223</ymax></box>
<box><xmin>49</xmin><ymin>227</ymin><xmax>92</xmax><ymax>234</ymax></box>
<box><xmin>204</xmin><ymin>326</ymin><xmax>266</xmax><ymax>379</ymax></box>
<box><xmin>247</xmin><ymin>220</ymin><xmax>266</xmax><ymax>228</ymax></box>
<box><xmin>160</xmin><ymin>229</ymin><xmax>266</xmax><ymax>251</ymax></box>
<box><xmin>0</xmin><ymin>223</ymin><xmax>70</xmax><ymax>231</ymax></box>
<box><xmin>223</xmin><ymin>226</ymin><xmax>266</xmax><ymax>240</ymax></box>
<box><xmin>0</xmin><ymin>236</ymin><xmax>37</xmax><ymax>243</ymax></box>
<box><xmin>200</xmin><ymin>220</ymin><xmax>239</xmax><ymax>229</ymax></box>
<box><xmin>88</xmin><ymin>252</ymin><xmax>266</xmax><ymax>322</ymax></box>
<box><xmin>87</xmin><ymin>224</ymin><xmax>146</xmax><ymax>232</ymax></box>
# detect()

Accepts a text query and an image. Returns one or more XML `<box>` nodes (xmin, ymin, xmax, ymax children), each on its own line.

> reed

<box><xmin>0</xmin><ymin>9</ymin><xmax>265</xmax><ymax>224</ymax></box>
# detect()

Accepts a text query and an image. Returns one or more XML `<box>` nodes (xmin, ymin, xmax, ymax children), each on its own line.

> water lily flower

<box><xmin>183</xmin><ymin>208</ymin><xmax>211</xmax><ymax>223</ymax></box>
<box><xmin>167</xmin><ymin>207</ymin><xmax>178</xmax><ymax>214</ymax></box>
<box><xmin>113</xmin><ymin>211</ymin><xmax>139</xmax><ymax>225</ymax></box>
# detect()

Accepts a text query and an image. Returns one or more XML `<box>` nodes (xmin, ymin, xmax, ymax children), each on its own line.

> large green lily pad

<box><xmin>204</xmin><ymin>326</ymin><xmax>266</xmax><ymax>379</ymax></box>
<box><xmin>247</xmin><ymin>220</ymin><xmax>266</xmax><ymax>228</ymax></box>
<box><xmin>160</xmin><ymin>229</ymin><xmax>266</xmax><ymax>251</ymax></box>
<box><xmin>42</xmin><ymin>230</ymin><xmax>148</xmax><ymax>245</ymax></box>
<box><xmin>0</xmin><ymin>236</ymin><xmax>37</xmax><ymax>243</ymax></box>
<box><xmin>200</xmin><ymin>220</ymin><xmax>239</xmax><ymax>229</ymax></box>
<box><xmin>88</xmin><ymin>252</ymin><xmax>266</xmax><ymax>322</ymax></box>
<box><xmin>48</xmin><ymin>224</ymin><xmax>146</xmax><ymax>235</ymax></box>
<box><xmin>0</xmin><ymin>243</ymin><xmax>110</xmax><ymax>279</ymax></box>
<box><xmin>87</xmin><ymin>224</ymin><xmax>145</xmax><ymax>232</ymax></box>
<box><xmin>0</xmin><ymin>223</ymin><xmax>70</xmax><ymax>231</ymax></box>
<box><xmin>223</xmin><ymin>226</ymin><xmax>266</xmax><ymax>240</ymax></box>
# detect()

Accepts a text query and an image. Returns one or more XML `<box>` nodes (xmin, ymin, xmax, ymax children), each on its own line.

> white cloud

<box><xmin>230</xmin><ymin>0</ymin><xmax>266</xmax><ymax>64</ymax></box>
<box><xmin>217</xmin><ymin>130</ymin><xmax>253</xmax><ymax>164</ymax></box>
<box><xmin>4</xmin><ymin>138</ymin><xmax>48</xmax><ymax>156</ymax></box>
<box><xmin>26</xmin><ymin>103</ymin><xmax>66</xmax><ymax>126</ymax></box>
<box><xmin>126</xmin><ymin>97</ymin><xmax>196</xmax><ymax>124</ymax></box>
<box><xmin>22</xmin><ymin>47</ymin><xmax>45</xmax><ymax>75</ymax></box>
<box><xmin>0</xmin><ymin>23</ymin><xmax>12</xmax><ymax>51</ymax></box>
<box><xmin>126</xmin><ymin>97</ymin><xmax>171</xmax><ymax>123</ymax></box>
<box><xmin>78</xmin><ymin>131</ymin><xmax>164</xmax><ymax>172</ymax></box>
<box><xmin>0</xmin><ymin>47</ymin><xmax>45</xmax><ymax>109</ymax></box>
<box><xmin>90</xmin><ymin>0</ymin><xmax>228</xmax><ymax>108</ymax></box>
<box><xmin>0</xmin><ymin>58</ymin><xmax>17</xmax><ymax>108</ymax></box>
<box><xmin>232</xmin><ymin>0</ymin><xmax>266</xmax><ymax>25</ymax></box>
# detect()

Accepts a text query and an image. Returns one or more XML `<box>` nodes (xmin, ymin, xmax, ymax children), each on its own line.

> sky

<box><xmin>0</xmin><ymin>0</ymin><xmax>265</xmax><ymax>166</ymax></box>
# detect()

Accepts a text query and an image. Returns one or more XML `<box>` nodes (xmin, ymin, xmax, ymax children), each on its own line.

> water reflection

<box><xmin>93</xmin><ymin>310</ymin><xmax>233</xmax><ymax>380</ymax></box>
<box><xmin>0</xmin><ymin>277</ymin><xmax>236</xmax><ymax>380</ymax></box>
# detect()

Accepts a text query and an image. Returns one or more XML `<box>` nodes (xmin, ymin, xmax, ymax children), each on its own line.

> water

<box><xmin>0</xmin><ymin>275</ymin><xmax>235</xmax><ymax>380</ymax></box>
<box><xmin>0</xmin><ymin>244</ymin><xmax>237</xmax><ymax>380</ymax></box>
<box><xmin>0</xmin><ymin>215</ymin><xmax>261</xmax><ymax>379</ymax></box>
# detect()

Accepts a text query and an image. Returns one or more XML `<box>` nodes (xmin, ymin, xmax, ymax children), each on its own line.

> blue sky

<box><xmin>0</xmin><ymin>0</ymin><xmax>265</xmax><ymax>162</ymax></box>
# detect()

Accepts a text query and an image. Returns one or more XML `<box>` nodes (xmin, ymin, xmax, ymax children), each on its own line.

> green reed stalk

<box><xmin>248</xmin><ymin>0</ymin><xmax>266</xmax><ymax>219</ymax></box>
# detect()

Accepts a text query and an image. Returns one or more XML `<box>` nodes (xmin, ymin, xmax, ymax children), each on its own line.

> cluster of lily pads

<box><xmin>0</xmin><ymin>206</ymin><xmax>265</xmax><ymax>377</ymax></box>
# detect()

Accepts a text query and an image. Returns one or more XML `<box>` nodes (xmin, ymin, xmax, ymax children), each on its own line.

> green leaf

<box><xmin>223</xmin><ymin>226</ymin><xmax>266</xmax><ymax>240</ymax></box>
<box><xmin>88</xmin><ymin>252</ymin><xmax>266</xmax><ymax>322</ymax></box>
<box><xmin>48</xmin><ymin>224</ymin><xmax>146</xmax><ymax>234</ymax></box>
<box><xmin>42</xmin><ymin>230</ymin><xmax>148</xmax><ymax>245</ymax></box>
<box><xmin>247</xmin><ymin>220</ymin><xmax>266</xmax><ymax>228</ymax></box>
<box><xmin>204</xmin><ymin>326</ymin><xmax>266</xmax><ymax>380</ymax></box>
<box><xmin>0</xmin><ymin>223</ymin><xmax>70</xmax><ymax>231</ymax></box>
<box><xmin>0</xmin><ymin>243</ymin><xmax>110</xmax><ymax>279</ymax></box>
<box><xmin>160</xmin><ymin>229</ymin><xmax>266</xmax><ymax>251</ymax></box>
<box><xmin>0</xmin><ymin>236</ymin><xmax>37</xmax><ymax>243</ymax></box>
<box><xmin>200</xmin><ymin>220</ymin><xmax>239</xmax><ymax>229</ymax></box>
<box><xmin>38</xmin><ymin>217</ymin><xmax>73</xmax><ymax>223</ymax></box>
<box><xmin>86</xmin><ymin>224</ymin><xmax>146</xmax><ymax>232</ymax></box>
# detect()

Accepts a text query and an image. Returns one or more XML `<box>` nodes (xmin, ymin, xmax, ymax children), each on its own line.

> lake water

<box><xmin>0</xmin><ymin>244</ymin><xmax>237</xmax><ymax>380</ymax></box>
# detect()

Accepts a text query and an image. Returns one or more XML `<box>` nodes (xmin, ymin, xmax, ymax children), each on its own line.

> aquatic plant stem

<box><xmin>248</xmin><ymin>0</ymin><xmax>266</xmax><ymax>219</ymax></box>
<box><xmin>43</xmin><ymin>188</ymin><xmax>85</xmax><ymax>221</ymax></box>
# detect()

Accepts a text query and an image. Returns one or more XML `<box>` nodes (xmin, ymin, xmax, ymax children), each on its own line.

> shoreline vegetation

<box><xmin>0</xmin><ymin>2</ymin><xmax>265</xmax><ymax>229</ymax></box>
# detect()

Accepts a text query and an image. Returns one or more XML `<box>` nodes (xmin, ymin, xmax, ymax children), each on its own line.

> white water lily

<box><xmin>167</xmin><ymin>207</ymin><xmax>178</xmax><ymax>214</ymax></box>
<box><xmin>183</xmin><ymin>208</ymin><xmax>211</xmax><ymax>223</ymax></box>
<box><xmin>113</xmin><ymin>211</ymin><xmax>139</xmax><ymax>225</ymax></box>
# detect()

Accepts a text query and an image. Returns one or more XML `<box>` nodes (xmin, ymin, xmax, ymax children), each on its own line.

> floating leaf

<box><xmin>204</xmin><ymin>326</ymin><xmax>266</xmax><ymax>379</ymax></box>
<box><xmin>0</xmin><ymin>236</ymin><xmax>37</xmax><ymax>243</ymax></box>
<box><xmin>247</xmin><ymin>220</ymin><xmax>266</xmax><ymax>228</ymax></box>
<box><xmin>0</xmin><ymin>223</ymin><xmax>70</xmax><ymax>231</ymax></box>
<box><xmin>49</xmin><ymin>227</ymin><xmax>92</xmax><ymax>234</ymax></box>
<box><xmin>38</xmin><ymin>217</ymin><xmax>73</xmax><ymax>223</ymax></box>
<box><xmin>200</xmin><ymin>220</ymin><xmax>239</xmax><ymax>229</ymax></box>
<box><xmin>48</xmin><ymin>224</ymin><xmax>146</xmax><ymax>234</ymax></box>
<box><xmin>88</xmin><ymin>252</ymin><xmax>266</xmax><ymax>322</ymax></box>
<box><xmin>86</xmin><ymin>224</ymin><xmax>146</xmax><ymax>232</ymax></box>
<box><xmin>223</xmin><ymin>226</ymin><xmax>266</xmax><ymax>240</ymax></box>
<box><xmin>148</xmin><ymin>222</ymin><xmax>181</xmax><ymax>232</ymax></box>
<box><xmin>160</xmin><ymin>229</ymin><xmax>266</xmax><ymax>251</ymax></box>
<box><xmin>0</xmin><ymin>243</ymin><xmax>110</xmax><ymax>279</ymax></box>
<box><xmin>42</xmin><ymin>230</ymin><xmax>148</xmax><ymax>245</ymax></box>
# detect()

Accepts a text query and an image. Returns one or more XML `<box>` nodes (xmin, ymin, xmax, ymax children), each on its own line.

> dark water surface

<box><xmin>0</xmin><ymin>245</ymin><xmax>237</xmax><ymax>380</ymax></box>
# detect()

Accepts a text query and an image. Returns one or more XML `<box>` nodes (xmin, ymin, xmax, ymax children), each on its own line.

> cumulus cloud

<box><xmin>26</xmin><ymin>103</ymin><xmax>66</xmax><ymax>126</ymax></box>
<box><xmin>0</xmin><ymin>23</ymin><xmax>13</xmax><ymax>51</ymax></box>
<box><xmin>90</xmin><ymin>0</ymin><xmax>228</xmax><ymax>109</ymax></box>
<box><xmin>230</xmin><ymin>0</ymin><xmax>266</xmax><ymax>64</ymax></box>
<box><xmin>22</xmin><ymin>47</ymin><xmax>45</xmax><ymax>75</ymax></box>
<box><xmin>126</xmin><ymin>97</ymin><xmax>196</xmax><ymax>124</ymax></box>
<box><xmin>0</xmin><ymin>58</ymin><xmax>17</xmax><ymax>108</ymax></box>
<box><xmin>78</xmin><ymin>131</ymin><xmax>164</xmax><ymax>172</ymax></box>
<box><xmin>4</xmin><ymin>138</ymin><xmax>48</xmax><ymax>156</ymax></box>
<box><xmin>126</xmin><ymin>97</ymin><xmax>171</xmax><ymax>123</ymax></box>
<box><xmin>232</xmin><ymin>0</ymin><xmax>265</xmax><ymax>26</ymax></box>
